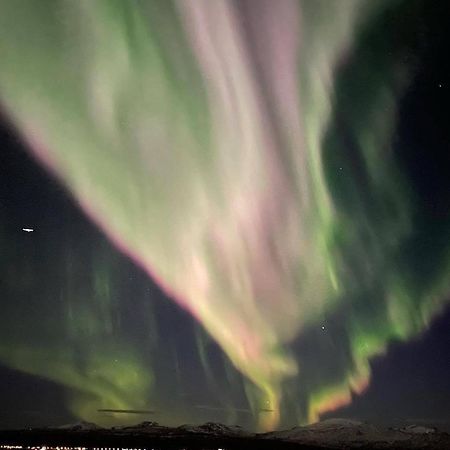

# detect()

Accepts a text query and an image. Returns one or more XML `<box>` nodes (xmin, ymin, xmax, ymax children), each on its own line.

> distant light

<box><xmin>22</xmin><ymin>228</ymin><xmax>34</xmax><ymax>232</ymax></box>
<box><xmin>321</xmin><ymin>325</ymin><xmax>326</xmax><ymax>330</ymax></box>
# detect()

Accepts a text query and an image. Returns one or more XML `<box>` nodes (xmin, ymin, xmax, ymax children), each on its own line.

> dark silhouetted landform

<box><xmin>1</xmin><ymin>419</ymin><xmax>450</xmax><ymax>449</ymax></box>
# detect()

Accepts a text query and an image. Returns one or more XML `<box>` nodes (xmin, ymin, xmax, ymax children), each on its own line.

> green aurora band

<box><xmin>0</xmin><ymin>0</ymin><xmax>449</xmax><ymax>430</ymax></box>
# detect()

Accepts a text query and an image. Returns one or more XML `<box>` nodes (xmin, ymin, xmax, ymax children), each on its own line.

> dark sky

<box><xmin>328</xmin><ymin>0</ymin><xmax>450</xmax><ymax>425</ymax></box>
<box><xmin>0</xmin><ymin>120</ymin><xmax>248</xmax><ymax>429</ymax></box>
<box><xmin>327</xmin><ymin>307</ymin><xmax>450</xmax><ymax>428</ymax></box>
<box><xmin>0</xmin><ymin>0</ymin><xmax>449</xmax><ymax>431</ymax></box>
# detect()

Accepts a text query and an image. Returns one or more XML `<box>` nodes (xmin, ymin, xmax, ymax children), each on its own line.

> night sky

<box><xmin>0</xmin><ymin>0</ymin><xmax>449</xmax><ymax>431</ymax></box>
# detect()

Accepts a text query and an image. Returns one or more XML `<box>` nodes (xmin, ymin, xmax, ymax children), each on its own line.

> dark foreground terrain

<box><xmin>1</xmin><ymin>419</ymin><xmax>449</xmax><ymax>450</ymax></box>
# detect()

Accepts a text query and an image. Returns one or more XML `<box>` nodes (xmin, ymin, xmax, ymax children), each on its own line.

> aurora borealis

<box><xmin>0</xmin><ymin>0</ymin><xmax>449</xmax><ymax>431</ymax></box>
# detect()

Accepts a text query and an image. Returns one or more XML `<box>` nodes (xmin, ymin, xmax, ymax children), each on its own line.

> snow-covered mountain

<box><xmin>7</xmin><ymin>418</ymin><xmax>448</xmax><ymax>449</ymax></box>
